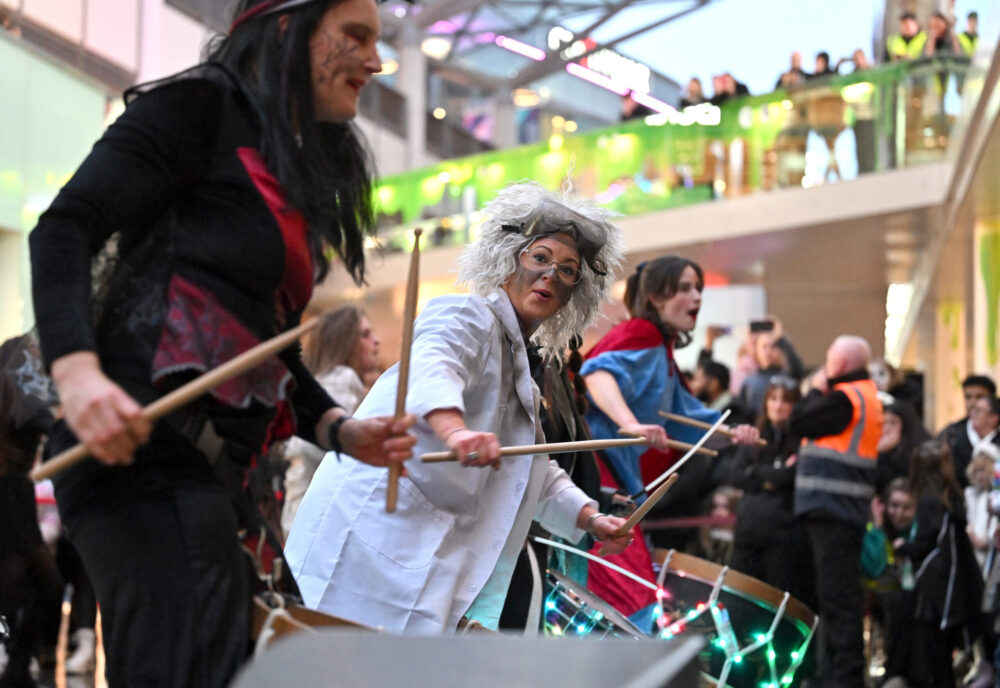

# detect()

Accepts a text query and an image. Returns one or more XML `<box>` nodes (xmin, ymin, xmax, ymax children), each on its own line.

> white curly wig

<box><xmin>457</xmin><ymin>181</ymin><xmax>625</xmax><ymax>361</ymax></box>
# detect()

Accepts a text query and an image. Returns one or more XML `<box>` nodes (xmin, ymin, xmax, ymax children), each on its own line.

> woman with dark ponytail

<box><xmin>580</xmin><ymin>256</ymin><xmax>760</xmax><ymax>628</ymax></box>
<box><xmin>29</xmin><ymin>1</ymin><xmax>415</xmax><ymax>685</ymax></box>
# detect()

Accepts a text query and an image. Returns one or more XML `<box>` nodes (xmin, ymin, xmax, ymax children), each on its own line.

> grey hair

<box><xmin>457</xmin><ymin>181</ymin><xmax>625</xmax><ymax>360</ymax></box>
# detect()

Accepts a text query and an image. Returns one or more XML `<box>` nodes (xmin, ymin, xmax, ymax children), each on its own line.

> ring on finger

<box><xmin>466</xmin><ymin>451</ymin><xmax>480</xmax><ymax>461</ymax></box>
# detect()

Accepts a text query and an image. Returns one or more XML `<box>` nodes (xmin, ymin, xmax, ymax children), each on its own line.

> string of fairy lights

<box><xmin>535</xmin><ymin>537</ymin><xmax>818</xmax><ymax>688</ymax></box>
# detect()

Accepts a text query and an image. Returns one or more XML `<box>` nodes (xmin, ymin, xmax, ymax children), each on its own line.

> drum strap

<box><xmin>524</xmin><ymin>541</ymin><xmax>543</xmax><ymax>635</ymax></box>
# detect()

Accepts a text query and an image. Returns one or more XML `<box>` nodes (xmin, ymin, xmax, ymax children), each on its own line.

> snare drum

<box><xmin>543</xmin><ymin>570</ymin><xmax>645</xmax><ymax>639</ymax></box>
<box><xmin>652</xmin><ymin>550</ymin><xmax>817</xmax><ymax>688</ymax></box>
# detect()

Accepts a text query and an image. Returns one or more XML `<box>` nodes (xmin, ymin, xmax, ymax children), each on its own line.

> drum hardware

<box><xmin>543</xmin><ymin>570</ymin><xmax>645</xmax><ymax>639</ymax></box>
<box><xmin>251</xmin><ymin>592</ymin><xmax>372</xmax><ymax>654</ymax></box>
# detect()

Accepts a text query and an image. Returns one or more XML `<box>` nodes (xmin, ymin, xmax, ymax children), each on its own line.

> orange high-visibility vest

<box><xmin>795</xmin><ymin>378</ymin><xmax>884</xmax><ymax>527</ymax></box>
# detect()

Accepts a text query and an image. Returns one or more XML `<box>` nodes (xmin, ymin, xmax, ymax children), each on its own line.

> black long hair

<box><xmin>204</xmin><ymin>0</ymin><xmax>376</xmax><ymax>285</ymax></box>
<box><xmin>909</xmin><ymin>439</ymin><xmax>963</xmax><ymax>512</ymax></box>
<box><xmin>623</xmin><ymin>255</ymin><xmax>704</xmax><ymax>348</ymax></box>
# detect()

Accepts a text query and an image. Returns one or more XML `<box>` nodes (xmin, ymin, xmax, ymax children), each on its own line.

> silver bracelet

<box><xmin>586</xmin><ymin>512</ymin><xmax>605</xmax><ymax>536</ymax></box>
<box><xmin>443</xmin><ymin>426</ymin><xmax>468</xmax><ymax>439</ymax></box>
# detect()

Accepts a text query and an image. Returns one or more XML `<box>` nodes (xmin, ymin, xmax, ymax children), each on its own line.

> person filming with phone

<box><xmin>737</xmin><ymin>316</ymin><xmax>804</xmax><ymax>418</ymax></box>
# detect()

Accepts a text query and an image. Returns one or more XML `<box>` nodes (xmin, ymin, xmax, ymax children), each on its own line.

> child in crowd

<box><xmin>966</xmin><ymin>443</ymin><xmax>1000</xmax><ymax>575</ymax></box>
<box><xmin>861</xmin><ymin>478</ymin><xmax>917</xmax><ymax>683</ymax></box>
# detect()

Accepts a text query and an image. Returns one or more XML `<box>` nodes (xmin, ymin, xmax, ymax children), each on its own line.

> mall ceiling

<box><xmin>378</xmin><ymin>0</ymin><xmax>711</xmax><ymax>89</ymax></box>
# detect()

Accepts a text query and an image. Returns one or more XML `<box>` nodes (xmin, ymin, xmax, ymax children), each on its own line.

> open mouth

<box><xmin>533</xmin><ymin>288</ymin><xmax>553</xmax><ymax>301</ymax></box>
<box><xmin>347</xmin><ymin>78</ymin><xmax>367</xmax><ymax>93</ymax></box>
<box><xmin>688</xmin><ymin>308</ymin><xmax>700</xmax><ymax>319</ymax></box>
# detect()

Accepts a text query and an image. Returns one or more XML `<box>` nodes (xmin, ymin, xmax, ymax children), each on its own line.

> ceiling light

<box><xmin>421</xmin><ymin>37</ymin><xmax>452</xmax><ymax>60</ymax></box>
<box><xmin>512</xmin><ymin>89</ymin><xmax>540</xmax><ymax>108</ymax></box>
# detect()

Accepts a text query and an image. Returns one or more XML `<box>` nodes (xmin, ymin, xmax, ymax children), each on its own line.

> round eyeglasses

<box><xmin>519</xmin><ymin>247</ymin><xmax>583</xmax><ymax>286</ymax></box>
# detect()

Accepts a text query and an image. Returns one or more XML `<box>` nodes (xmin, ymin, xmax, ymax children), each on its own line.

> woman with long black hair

<box><xmin>29</xmin><ymin>1</ymin><xmax>414</xmax><ymax>685</ymax></box>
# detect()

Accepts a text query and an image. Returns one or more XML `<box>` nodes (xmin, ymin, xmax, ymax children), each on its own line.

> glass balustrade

<box><xmin>373</xmin><ymin>55</ymin><xmax>973</xmax><ymax>255</ymax></box>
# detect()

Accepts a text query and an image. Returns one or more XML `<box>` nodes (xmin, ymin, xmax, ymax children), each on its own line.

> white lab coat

<box><xmin>285</xmin><ymin>291</ymin><xmax>593</xmax><ymax>633</ymax></box>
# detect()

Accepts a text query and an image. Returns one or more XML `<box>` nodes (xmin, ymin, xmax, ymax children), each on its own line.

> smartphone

<box><xmin>749</xmin><ymin>320</ymin><xmax>775</xmax><ymax>333</ymax></box>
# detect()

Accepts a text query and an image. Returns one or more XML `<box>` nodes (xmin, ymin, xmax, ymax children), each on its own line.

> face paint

<box><xmin>309</xmin><ymin>0</ymin><xmax>382</xmax><ymax>123</ymax></box>
<box><xmin>503</xmin><ymin>235</ymin><xmax>580</xmax><ymax>335</ymax></box>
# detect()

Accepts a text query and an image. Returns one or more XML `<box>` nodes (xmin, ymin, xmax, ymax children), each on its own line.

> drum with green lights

<box><xmin>543</xmin><ymin>570</ymin><xmax>646</xmax><ymax>639</ymax></box>
<box><xmin>652</xmin><ymin>550</ymin><xmax>817</xmax><ymax>688</ymax></box>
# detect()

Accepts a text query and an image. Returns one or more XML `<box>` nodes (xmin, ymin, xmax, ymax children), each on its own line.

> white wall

<box><xmin>137</xmin><ymin>0</ymin><xmax>212</xmax><ymax>82</ymax></box>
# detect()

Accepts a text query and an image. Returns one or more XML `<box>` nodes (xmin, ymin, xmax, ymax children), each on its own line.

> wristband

<box><xmin>444</xmin><ymin>426</ymin><xmax>468</xmax><ymax>440</ymax></box>
<box><xmin>328</xmin><ymin>414</ymin><xmax>352</xmax><ymax>455</ymax></box>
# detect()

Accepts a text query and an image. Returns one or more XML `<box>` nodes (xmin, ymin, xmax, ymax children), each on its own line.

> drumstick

<box><xmin>614</xmin><ymin>473</ymin><xmax>679</xmax><ymax>536</ymax></box>
<box><xmin>30</xmin><ymin>319</ymin><xmax>320</xmax><ymax>483</ymax></box>
<box><xmin>386</xmin><ymin>228</ymin><xmax>422</xmax><ymax>513</ymax></box>
<box><xmin>641</xmin><ymin>409</ymin><xmax>731</xmax><ymax>496</ymax></box>
<box><xmin>658</xmin><ymin>410</ymin><xmax>766</xmax><ymax>446</ymax></box>
<box><xmin>532</xmin><ymin>536</ymin><xmax>658</xmax><ymax>589</ymax></box>
<box><xmin>617</xmin><ymin>429</ymin><xmax>718</xmax><ymax>457</ymax></box>
<box><xmin>420</xmin><ymin>436</ymin><xmax>716</xmax><ymax>463</ymax></box>
<box><xmin>596</xmin><ymin>473</ymin><xmax>680</xmax><ymax>556</ymax></box>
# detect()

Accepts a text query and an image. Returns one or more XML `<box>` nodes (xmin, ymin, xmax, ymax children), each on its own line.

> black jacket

<box><xmin>30</xmin><ymin>68</ymin><xmax>336</xmax><ymax>520</ymax></box>
<box><xmin>897</xmin><ymin>494</ymin><xmax>983</xmax><ymax>631</ymax></box>
<box><xmin>723</xmin><ymin>423</ymin><xmax>802</xmax><ymax>546</ymax></box>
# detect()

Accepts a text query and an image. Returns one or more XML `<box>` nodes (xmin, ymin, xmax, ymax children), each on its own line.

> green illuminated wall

<box><xmin>0</xmin><ymin>33</ymin><xmax>111</xmax><ymax>338</ymax></box>
<box><xmin>374</xmin><ymin>60</ymin><xmax>956</xmax><ymax>250</ymax></box>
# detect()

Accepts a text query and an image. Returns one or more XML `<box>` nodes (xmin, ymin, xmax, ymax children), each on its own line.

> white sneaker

<box><xmin>65</xmin><ymin>629</ymin><xmax>95</xmax><ymax>675</ymax></box>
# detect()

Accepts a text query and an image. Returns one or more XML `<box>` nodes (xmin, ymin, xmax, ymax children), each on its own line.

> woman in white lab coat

<box><xmin>285</xmin><ymin>182</ymin><xmax>630</xmax><ymax>632</ymax></box>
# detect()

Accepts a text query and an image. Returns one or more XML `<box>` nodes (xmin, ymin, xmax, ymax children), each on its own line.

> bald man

<box><xmin>791</xmin><ymin>335</ymin><xmax>884</xmax><ymax>688</ymax></box>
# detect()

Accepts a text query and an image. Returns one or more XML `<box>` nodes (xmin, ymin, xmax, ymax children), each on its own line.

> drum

<box><xmin>251</xmin><ymin>593</ymin><xmax>370</xmax><ymax>653</ymax></box>
<box><xmin>543</xmin><ymin>570</ymin><xmax>645</xmax><ymax>639</ymax></box>
<box><xmin>652</xmin><ymin>550</ymin><xmax>817</xmax><ymax>688</ymax></box>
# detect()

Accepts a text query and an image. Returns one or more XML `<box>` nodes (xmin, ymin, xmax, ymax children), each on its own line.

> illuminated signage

<box><xmin>547</xmin><ymin>26</ymin><xmax>651</xmax><ymax>94</ymax></box>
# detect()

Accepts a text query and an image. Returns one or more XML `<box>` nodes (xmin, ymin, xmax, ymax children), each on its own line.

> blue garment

<box><xmin>580</xmin><ymin>319</ymin><xmax>720</xmax><ymax>498</ymax></box>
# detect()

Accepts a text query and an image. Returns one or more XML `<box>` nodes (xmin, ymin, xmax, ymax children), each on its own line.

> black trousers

<box><xmin>67</xmin><ymin>485</ymin><xmax>249</xmax><ymax>688</ymax></box>
<box><xmin>803</xmin><ymin>517</ymin><xmax>865</xmax><ymax>688</ymax></box>
<box><xmin>731</xmin><ymin>537</ymin><xmax>816</xmax><ymax>612</ymax></box>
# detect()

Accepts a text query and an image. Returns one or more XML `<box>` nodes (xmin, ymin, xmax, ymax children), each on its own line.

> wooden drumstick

<box><xmin>30</xmin><ymin>318</ymin><xmax>320</xmax><ymax>483</ymax></box>
<box><xmin>420</xmin><ymin>436</ymin><xmax>715</xmax><ymax>463</ymax></box>
<box><xmin>597</xmin><ymin>473</ymin><xmax>680</xmax><ymax>555</ymax></box>
<box><xmin>386</xmin><ymin>228</ymin><xmax>422</xmax><ymax>513</ymax></box>
<box><xmin>614</xmin><ymin>473</ymin><xmax>679</xmax><ymax>536</ymax></box>
<box><xmin>658</xmin><ymin>410</ymin><xmax>766</xmax><ymax>446</ymax></box>
<box><xmin>642</xmin><ymin>409</ymin><xmax>731</xmax><ymax>495</ymax></box>
<box><xmin>617</xmin><ymin>429</ymin><xmax>718</xmax><ymax>457</ymax></box>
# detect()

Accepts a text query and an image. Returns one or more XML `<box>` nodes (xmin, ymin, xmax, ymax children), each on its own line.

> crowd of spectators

<box><xmin>681</xmin><ymin>317</ymin><xmax>1000</xmax><ymax>687</ymax></box>
<box><xmin>673</xmin><ymin>9</ymin><xmax>979</xmax><ymax>111</ymax></box>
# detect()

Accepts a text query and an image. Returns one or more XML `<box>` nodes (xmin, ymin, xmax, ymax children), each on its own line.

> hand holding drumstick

<box><xmin>659</xmin><ymin>411</ymin><xmax>764</xmax><ymax>446</ymax></box>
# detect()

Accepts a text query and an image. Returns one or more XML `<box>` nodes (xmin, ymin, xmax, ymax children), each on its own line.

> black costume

<box><xmin>722</xmin><ymin>423</ymin><xmax>814</xmax><ymax>608</ymax></box>
<box><xmin>30</xmin><ymin>67</ymin><xmax>339</xmax><ymax>688</ymax></box>
<box><xmin>895</xmin><ymin>494</ymin><xmax>983</xmax><ymax>687</ymax></box>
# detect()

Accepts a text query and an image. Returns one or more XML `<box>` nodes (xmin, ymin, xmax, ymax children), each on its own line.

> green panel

<box><xmin>375</xmin><ymin>58</ymin><xmax>964</xmax><ymax>250</ymax></box>
<box><xmin>981</xmin><ymin>230</ymin><xmax>1000</xmax><ymax>367</ymax></box>
<box><xmin>0</xmin><ymin>34</ymin><xmax>110</xmax><ymax>233</ymax></box>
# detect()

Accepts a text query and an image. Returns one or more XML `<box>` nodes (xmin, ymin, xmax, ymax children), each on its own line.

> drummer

<box><xmin>285</xmin><ymin>182</ymin><xmax>631</xmax><ymax>633</ymax></box>
<box><xmin>580</xmin><ymin>256</ymin><xmax>760</xmax><ymax>627</ymax></box>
